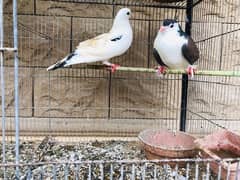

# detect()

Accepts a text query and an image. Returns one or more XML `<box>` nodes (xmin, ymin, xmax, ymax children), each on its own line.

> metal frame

<box><xmin>41</xmin><ymin>0</ymin><xmax>188</xmax><ymax>9</ymax></box>
<box><xmin>1</xmin><ymin>0</ymin><xmax>240</xmax><ymax>178</ymax></box>
<box><xmin>1</xmin><ymin>158</ymin><xmax>240</xmax><ymax>179</ymax></box>
<box><xmin>0</xmin><ymin>0</ymin><xmax>19</xmax><ymax>178</ymax></box>
<box><xmin>0</xmin><ymin>1</ymin><xmax>5</xmax><ymax>179</ymax></box>
<box><xmin>180</xmin><ymin>0</ymin><xmax>194</xmax><ymax>132</ymax></box>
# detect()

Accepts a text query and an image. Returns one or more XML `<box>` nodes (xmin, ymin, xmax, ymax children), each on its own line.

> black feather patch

<box><xmin>153</xmin><ymin>48</ymin><xmax>168</xmax><ymax>67</ymax></box>
<box><xmin>111</xmin><ymin>35</ymin><xmax>123</xmax><ymax>42</ymax></box>
<box><xmin>50</xmin><ymin>61</ymin><xmax>67</xmax><ymax>71</ymax></box>
<box><xmin>66</xmin><ymin>51</ymin><xmax>76</xmax><ymax>61</ymax></box>
<box><xmin>182</xmin><ymin>37</ymin><xmax>199</xmax><ymax>65</ymax></box>
<box><xmin>49</xmin><ymin>51</ymin><xmax>77</xmax><ymax>71</ymax></box>
<box><xmin>177</xmin><ymin>25</ymin><xmax>187</xmax><ymax>37</ymax></box>
<box><xmin>163</xmin><ymin>19</ymin><xmax>177</xmax><ymax>26</ymax></box>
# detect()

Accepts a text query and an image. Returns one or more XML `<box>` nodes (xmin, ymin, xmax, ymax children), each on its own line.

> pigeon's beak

<box><xmin>159</xmin><ymin>26</ymin><xmax>166</xmax><ymax>32</ymax></box>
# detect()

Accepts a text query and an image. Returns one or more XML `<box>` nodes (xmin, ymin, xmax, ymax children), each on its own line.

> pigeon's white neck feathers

<box><xmin>111</xmin><ymin>8</ymin><xmax>131</xmax><ymax>31</ymax></box>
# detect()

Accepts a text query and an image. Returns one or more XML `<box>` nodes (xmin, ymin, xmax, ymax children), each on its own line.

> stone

<box><xmin>4</xmin><ymin>0</ymin><xmax>34</xmax><ymax>14</ymax></box>
<box><xmin>34</xmin><ymin>68</ymin><xmax>109</xmax><ymax>118</ymax></box>
<box><xmin>0</xmin><ymin>67</ymin><xmax>33</xmax><ymax>117</ymax></box>
<box><xmin>36</xmin><ymin>0</ymin><xmax>113</xmax><ymax>18</ymax></box>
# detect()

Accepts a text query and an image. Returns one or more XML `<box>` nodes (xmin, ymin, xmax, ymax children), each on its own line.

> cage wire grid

<box><xmin>1</xmin><ymin>0</ymin><xmax>240</xmax><ymax>179</ymax></box>
<box><xmin>1</xmin><ymin>159</ymin><xmax>240</xmax><ymax>179</ymax></box>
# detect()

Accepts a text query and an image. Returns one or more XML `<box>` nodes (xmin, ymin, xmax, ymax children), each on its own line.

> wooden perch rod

<box><xmin>84</xmin><ymin>65</ymin><xmax>240</xmax><ymax>77</ymax></box>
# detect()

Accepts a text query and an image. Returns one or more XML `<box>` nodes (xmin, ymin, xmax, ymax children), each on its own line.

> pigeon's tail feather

<box><xmin>47</xmin><ymin>60</ymin><xmax>67</xmax><ymax>71</ymax></box>
<box><xmin>47</xmin><ymin>51</ymin><xmax>77</xmax><ymax>71</ymax></box>
<box><xmin>47</xmin><ymin>51</ymin><xmax>100</xmax><ymax>71</ymax></box>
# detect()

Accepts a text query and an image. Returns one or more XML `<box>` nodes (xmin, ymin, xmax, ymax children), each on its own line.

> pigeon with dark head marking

<box><xmin>153</xmin><ymin>19</ymin><xmax>199</xmax><ymax>78</ymax></box>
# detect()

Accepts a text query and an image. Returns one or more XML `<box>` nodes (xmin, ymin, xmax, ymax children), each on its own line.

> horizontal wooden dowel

<box><xmin>83</xmin><ymin>65</ymin><xmax>240</xmax><ymax>77</ymax></box>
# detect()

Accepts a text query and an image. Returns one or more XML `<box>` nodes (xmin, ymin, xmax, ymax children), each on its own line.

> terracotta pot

<box><xmin>199</xmin><ymin>148</ymin><xmax>240</xmax><ymax>180</ymax></box>
<box><xmin>138</xmin><ymin>129</ymin><xmax>198</xmax><ymax>166</ymax></box>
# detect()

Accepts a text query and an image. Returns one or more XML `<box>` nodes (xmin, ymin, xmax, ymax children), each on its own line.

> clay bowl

<box><xmin>199</xmin><ymin>148</ymin><xmax>240</xmax><ymax>180</ymax></box>
<box><xmin>138</xmin><ymin>129</ymin><xmax>197</xmax><ymax>167</ymax></box>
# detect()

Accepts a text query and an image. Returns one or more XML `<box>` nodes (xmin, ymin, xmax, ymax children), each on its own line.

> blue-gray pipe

<box><xmin>13</xmin><ymin>0</ymin><xmax>19</xmax><ymax>178</ymax></box>
<box><xmin>0</xmin><ymin>0</ymin><xmax>6</xmax><ymax>179</ymax></box>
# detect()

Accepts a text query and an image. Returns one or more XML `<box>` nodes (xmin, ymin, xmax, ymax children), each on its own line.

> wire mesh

<box><xmin>1</xmin><ymin>0</ymin><xmax>240</xmax><ymax>179</ymax></box>
<box><xmin>1</xmin><ymin>159</ymin><xmax>240</xmax><ymax>179</ymax></box>
<box><xmin>1</xmin><ymin>0</ymin><xmax>193</xmax><ymax>139</ymax></box>
<box><xmin>0</xmin><ymin>0</ymin><xmax>239</xmax><ymax>138</ymax></box>
<box><xmin>186</xmin><ymin>0</ymin><xmax>240</xmax><ymax>135</ymax></box>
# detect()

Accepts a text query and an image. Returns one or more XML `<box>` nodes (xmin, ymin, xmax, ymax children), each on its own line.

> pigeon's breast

<box><xmin>110</xmin><ymin>29</ymin><xmax>133</xmax><ymax>57</ymax></box>
<box><xmin>155</xmin><ymin>33</ymin><xmax>189</xmax><ymax>69</ymax></box>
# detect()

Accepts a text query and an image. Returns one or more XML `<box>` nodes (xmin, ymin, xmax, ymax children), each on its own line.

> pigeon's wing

<box><xmin>76</xmin><ymin>33</ymin><xmax>124</xmax><ymax>58</ymax></box>
<box><xmin>182</xmin><ymin>37</ymin><xmax>199</xmax><ymax>65</ymax></box>
<box><xmin>153</xmin><ymin>48</ymin><xmax>168</xmax><ymax>67</ymax></box>
<box><xmin>77</xmin><ymin>33</ymin><xmax>109</xmax><ymax>55</ymax></box>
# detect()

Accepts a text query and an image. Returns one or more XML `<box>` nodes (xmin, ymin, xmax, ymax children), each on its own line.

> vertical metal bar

<box><xmin>53</xmin><ymin>164</ymin><xmax>57</xmax><ymax>180</ymax></box>
<box><xmin>69</xmin><ymin>16</ymin><xmax>73</xmax><ymax>53</ymax></box>
<box><xmin>108</xmin><ymin>1</ymin><xmax>116</xmax><ymax>120</ymax></box>
<box><xmin>195</xmin><ymin>162</ymin><xmax>199</xmax><ymax>180</ymax></box>
<box><xmin>31</xmin><ymin>69</ymin><xmax>35</xmax><ymax>117</ymax></box>
<box><xmin>163</xmin><ymin>163</ymin><xmax>167</xmax><ymax>176</ymax></box>
<box><xmin>88</xmin><ymin>163</ymin><xmax>92</xmax><ymax>180</ymax></box>
<box><xmin>217</xmin><ymin>164</ymin><xmax>222</xmax><ymax>180</ymax></box>
<box><xmin>75</xmin><ymin>164</ymin><xmax>79</xmax><ymax>180</ymax></box>
<box><xmin>180</xmin><ymin>75</ymin><xmax>188</xmax><ymax>131</ymax></box>
<box><xmin>226</xmin><ymin>162</ymin><xmax>230</xmax><ymax>180</ymax></box>
<box><xmin>206</xmin><ymin>162</ymin><xmax>210</xmax><ymax>180</ymax></box>
<box><xmin>110</xmin><ymin>163</ymin><xmax>113</xmax><ymax>180</ymax></box>
<box><xmin>33</xmin><ymin>0</ymin><xmax>36</xmax><ymax>15</ymax></box>
<box><xmin>219</xmin><ymin>23</ymin><xmax>223</xmax><ymax>70</ymax></box>
<box><xmin>40</xmin><ymin>166</ymin><xmax>44</xmax><ymax>180</ymax></box>
<box><xmin>175</xmin><ymin>164</ymin><xmax>179</xmax><ymax>180</ymax></box>
<box><xmin>120</xmin><ymin>164</ymin><xmax>124</xmax><ymax>180</ymax></box>
<box><xmin>27</xmin><ymin>166</ymin><xmax>32</xmax><ymax>180</ymax></box>
<box><xmin>100</xmin><ymin>163</ymin><xmax>104</xmax><ymax>180</ymax></box>
<box><xmin>13</xmin><ymin>0</ymin><xmax>19</xmax><ymax>177</ymax></box>
<box><xmin>108</xmin><ymin>72</ymin><xmax>112</xmax><ymax>119</ymax></box>
<box><xmin>131</xmin><ymin>164</ymin><xmax>135</xmax><ymax>180</ymax></box>
<box><xmin>235</xmin><ymin>161</ymin><xmax>240</xmax><ymax>180</ymax></box>
<box><xmin>142</xmin><ymin>163</ymin><xmax>146</xmax><ymax>180</ymax></box>
<box><xmin>48</xmin><ymin>73</ymin><xmax>52</xmax><ymax>135</ymax></box>
<box><xmin>180</xmin><ymin>0</ymin><xmax>193</xmax><ymax>132</ymax></box>
<box><xmin>0</xmin><ymin>0</ymin><xmax>6</xmax><ymax>179</ymax></box>
<box><xmin>147</xmin><ymin>20</ymin><xmax>151</xmax><ymax>68</ymax></box>
<box><xmin>64</xmin><ymin>163</ymin><xmax>69</xmax><ymax>180</ymax></box>
<box><xmin>153</xmin><ymin>164</ymin><xmax>157</xmax><ymax>180</ymax></box>
<box><xmin>185</xmin><ymin>0</ymin><xmax>193</xmax><ymax>36</ymax></box>
<box><xmin>112</xmin><ymin>0</ymin><xmax>116</xmax><ymax>18</ymax></box>
<box><xmin>186</xmin><ymin>163</ymin><xmax>190</xmax><ymax>180</ymax></box>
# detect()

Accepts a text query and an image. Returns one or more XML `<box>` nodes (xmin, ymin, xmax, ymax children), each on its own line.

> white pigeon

<box><xmin>47</xmin><ymin>8</ymin><xmax>133</xmax><ymax>72</ymax></box>
<box><xmin>153</xmin><ymin>19</ymin><xmax>199</xmax><ymax>78</ymax></box>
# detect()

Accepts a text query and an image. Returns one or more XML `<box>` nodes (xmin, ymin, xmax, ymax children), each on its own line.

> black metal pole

<box><xmin>70</xmin><ymin>16</ymin><xmax>73</xmax><ymax>53</ymax></box>
<box><xmin>180</xmin><ymin>0</ymin><xmax>193</xmax><ymax>132</ymax></box>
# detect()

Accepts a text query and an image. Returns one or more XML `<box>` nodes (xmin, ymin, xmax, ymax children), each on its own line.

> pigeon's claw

<box><xmin>155</xmin><ymin>66</ymin><xmax>167</xmax><ymax>76</ymax></box>
<box><xmin>106</xmin><ymin>64</ymin><xmax>120</xmax><ymax>73</ymax></box>
<box><xmin>187</xmin><ymin>65</ymin><xmax>196</xmax><ymax>79</ymax></box>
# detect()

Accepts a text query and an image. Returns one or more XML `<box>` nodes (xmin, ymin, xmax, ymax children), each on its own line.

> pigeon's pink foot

<box><xmin>156</xmin><ymin>66</ymin><xmax>167</xmax><ymax>76</ymax></box>
<box><xmin>187</xmin><ymin>65</ymin><xmax>196</xmax><ymax>79</ymax></box>
<box><xmin>107</xmin><ymin>64</ymin><xmax>120</xmax><ymax>73</ymax></box>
